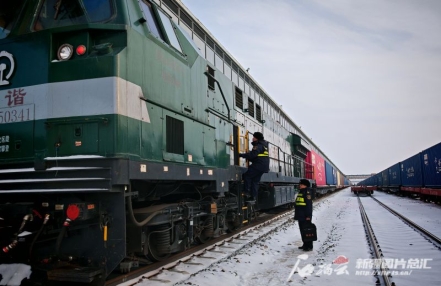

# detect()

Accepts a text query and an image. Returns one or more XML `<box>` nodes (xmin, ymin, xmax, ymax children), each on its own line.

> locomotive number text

<box><xmin>0</xmin><ymin>104</ymin><xmax>34</xmax><ymax>124</ymax></box>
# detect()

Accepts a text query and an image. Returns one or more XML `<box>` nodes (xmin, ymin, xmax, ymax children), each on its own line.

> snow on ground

<box><xmin>3</xmin><ymin>189</ymin><xmax>438</xmax><ymax>285</ymax></box>
<box><xmin>361</xmin><ymin>195</ymin><xmax>441</xmax><ymax>286</ymax></box>
<box><xmin>164</xmin><ymin>188</ymin><xmax>440</xmax><ymax>286</ymax></box>
<box><xmin>142</xmin><ymin>188</ymin><xmax>376</xmax><ymax>286</ymax></box>
<box><xmin>372</xmin><ymin>191</ymin><xmax>441</xmax><ymax>237</ymax></box>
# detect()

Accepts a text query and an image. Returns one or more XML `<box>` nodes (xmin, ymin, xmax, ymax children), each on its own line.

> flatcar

<box><xmin>351</xmin><ymin>185</ymin><xmax>375</xmax><ymax>196</ymax></box>
<box><xmin>0</xmin><ymin>0</ymin><xmax>349</xmax><ymax>284</ymax></box>
<box><xmin>358</xmin><ymin>142</ymin><xmax>441</xmax><ymax>202</ymax></box>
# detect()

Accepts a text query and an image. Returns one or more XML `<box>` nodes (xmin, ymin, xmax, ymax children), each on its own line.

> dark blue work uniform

<box><xmin>239</xmin><ymin>139</ymin><xmax>269</xmax><ymax>200</ymax></box>
<box><xmin>294</xmin><ymin>187</ymin><xmax>313</xmax><ymax>249</ymax></box>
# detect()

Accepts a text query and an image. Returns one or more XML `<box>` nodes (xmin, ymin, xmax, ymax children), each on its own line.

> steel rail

<box><xmin>105</xmin><ymin>208</ymin><xmax>293</xmax><ymax>286</ymax></box>
<box><xmin>105</xmin><ymin>190</ymin><xmax>341</xmax><ymax>286</ymax></box>
<box><xmin>357</xmin><ymin>197</ymin><xmax>394</xmax><ymax>286</ymax></box>
<box><xmin>371</xmin><ymin>196</ymin><xmax>441</xmax><ymax>245</ymax></box>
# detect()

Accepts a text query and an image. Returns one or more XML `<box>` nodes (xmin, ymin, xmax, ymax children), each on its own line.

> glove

<box><xmin>239</xmin><ymin>153</ymin><xmax>244</xmax><ymax>158</ymax></box>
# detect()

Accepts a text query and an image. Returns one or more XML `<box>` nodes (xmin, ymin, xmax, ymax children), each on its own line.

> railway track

<box><xmin>370</xmin><ymin>196</ymin><xmax>441</xmax><ymax>246</ymax></box>
<box><xmin>358</xmin><ymin>194</ymin><xmax>441</xmax><ymax>286</ymax></box>
<box><xmin>105</xmin><ymin>207</ymin><xmax>294</xmax><ymax>286</ymax></box>
<box><xmin>105</xmin><ymin>190</ymin><xmax>341</xmax><ymax>286</ymax></box>
<box><xmin>357</xmin><ymin>196</ymin><xmax>395</xmax><ymax>286</ymax></box>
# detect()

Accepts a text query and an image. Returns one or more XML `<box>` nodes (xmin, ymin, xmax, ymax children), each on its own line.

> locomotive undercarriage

<box><xmin>126</xmin><ymin>179</ymin><xmax>244</xmax><ymax>264</ymax></box>
<box><xmin>0</xmin><ymin>157</ymin><xmax>246</xmax><ymax>284</ymax></box>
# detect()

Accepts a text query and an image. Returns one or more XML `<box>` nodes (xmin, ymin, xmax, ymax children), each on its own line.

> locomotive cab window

<box><xmin>33</xmin><ymin>0</ymin><xmax>114</xmax><ymax>31</ymax></box>
<box><xmin>157</xmin><ymin>9</ymin><xmax>182</xmax><ymax>53</ymax></box>
<box><xmin>140</xmin><ymin>1</ymin><xmax>183</xmax><ymax>53</ymax></box>
<box><xmin>139</xmin><ymin>1</ymin><xmax>165</xmax><ymax>41</ymax></box>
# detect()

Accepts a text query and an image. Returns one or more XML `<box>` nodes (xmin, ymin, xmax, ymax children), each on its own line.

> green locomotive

<box><xmin>0</xmin><ymin>0</ymin><xmax>342</xmax><ymax>284</ymax></box>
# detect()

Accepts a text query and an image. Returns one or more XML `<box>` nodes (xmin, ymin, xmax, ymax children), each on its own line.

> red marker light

<box><xmin>66</xmin><ymin>204</ymin><xmax>80</xmax><ymax>220</ymax></box>
<box><xmin>76</xmin><ymin>45</ymin><xmax>87</xmax><ymax>56</ymax></box>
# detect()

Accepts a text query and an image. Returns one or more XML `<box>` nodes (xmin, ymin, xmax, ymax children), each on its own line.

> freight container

<box><xmin>381</xmin><ymin>169</ymin><xmax>389</xmax><ymax>187</ymax></box>
<box><xmin>400</xmin><ymin>153</ymin><xmax>423</xmax><ymax>187</ymax></box>
<box><xmin>306</xmin><ymin>150</ymin><xmax>326</xmax><ymax>186</ymax></box>
<box><xmin>421</xmin><ymin>142</ymin><xmax>441</xmax><ymax>187</ymax></box>
<box><xmin>365</xmin><ymin>176</ymin><xmax>374</xmax><ymax>186</ymax></box>
<box><xmin>325</xmin><ymin>161</ymin><xmax>336</xmax><ymax>185</ymax></box>
<box><xmin>376</xmin><ymin>173</ymin><xmax>383</xmax><ymax>186</ymax></box>
<box><xmin>389</xmin><ymin>163</ymin><xmax>401</xmax><ymax>186</ymax></box>
<box><xmin>340</xmin><ymin>173</ymin><xmax>345</xmax><ymax>187</ymax></box>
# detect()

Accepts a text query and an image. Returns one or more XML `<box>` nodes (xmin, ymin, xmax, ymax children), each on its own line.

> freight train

<box><xmin>357</xmin><ymin>142</ymin><xmax>441</xmax><ymax>202</ymax></box>
<box><xmin>0</xmin><ymin>0</ymin><xmax>349</xmax><ymax>284</ymax></box>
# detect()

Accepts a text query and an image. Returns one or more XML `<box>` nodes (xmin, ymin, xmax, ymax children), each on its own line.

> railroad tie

<box><xmin>167</xmin><ymin>269</ymin><xmax>189</xmax><ymax>275</ymax></box>
<box><xmin>148</xmin><ymin>278</ymin><xmax>171</xmax><ymax>283</ymax></box>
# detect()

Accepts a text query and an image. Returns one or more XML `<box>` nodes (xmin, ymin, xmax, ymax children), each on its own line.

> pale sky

<box><xmin>180</xmin><ymin>0</ymin><xmax>441</xmax><ymax>175</ymax></box>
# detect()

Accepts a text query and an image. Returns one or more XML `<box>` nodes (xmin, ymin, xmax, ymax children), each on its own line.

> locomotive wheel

<box><xmin>146</xmin><ymin>224</ymin><xmax>171</xmax><ymax>261</ymax></box>
<box><xmin>195</xmin><ymin>216</ymin><xmax>214</xmax><ymax>244</ymax></box>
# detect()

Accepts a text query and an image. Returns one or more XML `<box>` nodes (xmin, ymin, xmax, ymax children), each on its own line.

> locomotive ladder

<box><xmin>241</xmin><ymin>201</ymin><xmax>257</xmax><ymax>225</ymax></box>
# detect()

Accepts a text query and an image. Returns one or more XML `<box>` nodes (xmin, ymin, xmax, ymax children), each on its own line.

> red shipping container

<box><xmin>306</xmin><ymin>150</ymin><xmax>326</xmax><ymax>186</ymax></box>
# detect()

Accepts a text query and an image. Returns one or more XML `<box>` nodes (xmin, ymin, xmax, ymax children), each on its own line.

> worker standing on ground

<box><xmin>294</xmin><ymin>179</ymin><xmax>314</xmax><ymax>251</ymax></box>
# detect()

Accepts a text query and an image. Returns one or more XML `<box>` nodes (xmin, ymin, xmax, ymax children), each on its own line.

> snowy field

<box><xmin>166</xmin><ymin>188</ymin><xmax>441</xmax><ymax>286</ymax></box>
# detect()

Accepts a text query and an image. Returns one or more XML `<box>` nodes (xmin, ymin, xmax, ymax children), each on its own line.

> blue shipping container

<box><xmin>325</xmin><ymin>161</ymin><xmax>335</xmax><ymax>185</ymax></box>
<box><xmin>376</xmin><ymin>173</ymin><xmax>383</xmax><ymax>186</ymax></box>
<box><xmin>381</xmin><ymin>169</ymin><xmax>389</xmax><ymax>187</ymax></box>
<box><xmin>370</xmin><ymin>176</ymin><xmax>375</xmax><ymax>185</ymax></box>
<box><xmin>389</xmin><ymin>163</ymin><xmax>401</xmax><ymax>186</ymax></box>
<box><xmin>371</xmin><ymin>175</ymin><xmax>377</xmax><ymax>186</ymax></box>
<box><xmin>400</xmin><ymin>153</ymin><xmax>423</xmax><ymax>187</ymax></box>
<box><xmin>364</xmin><ymin>176</ymin><xmax>371</xmax><ymax>186</ymax></box>
<box><xmin>421</xmin><ymin>142</ymin><xmax>441</xmax><ymax>187</ymax></box>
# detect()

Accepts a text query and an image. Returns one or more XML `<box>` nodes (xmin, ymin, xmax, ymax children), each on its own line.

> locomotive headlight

<box><xmin>57</xmin><ymin>43</ymin><xmax>74</xmax><ymax>61</ymax></box>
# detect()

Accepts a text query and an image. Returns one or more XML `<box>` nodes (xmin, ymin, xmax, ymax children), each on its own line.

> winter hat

<box><xmin>253</xmin><ymin>132</ymin><xmax>264</xmax><ymax>141</ymax></box>
<box><xmin>299</xmin><ymin>179</ymin><xmax>311</xmax><ymax>187</ymax></box>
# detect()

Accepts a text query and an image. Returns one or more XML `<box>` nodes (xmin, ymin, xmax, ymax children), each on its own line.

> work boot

<box><xmin>302</xmin><ymin>243</ymin><xmax>313</xmax><ymax>251</ymax></box>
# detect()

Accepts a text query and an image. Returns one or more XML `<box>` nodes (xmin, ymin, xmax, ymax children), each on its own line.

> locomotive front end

<box><xmin>0</xmin><ymin>0</ymin><xmax>129</xmax><ymax>283</ymax></box>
